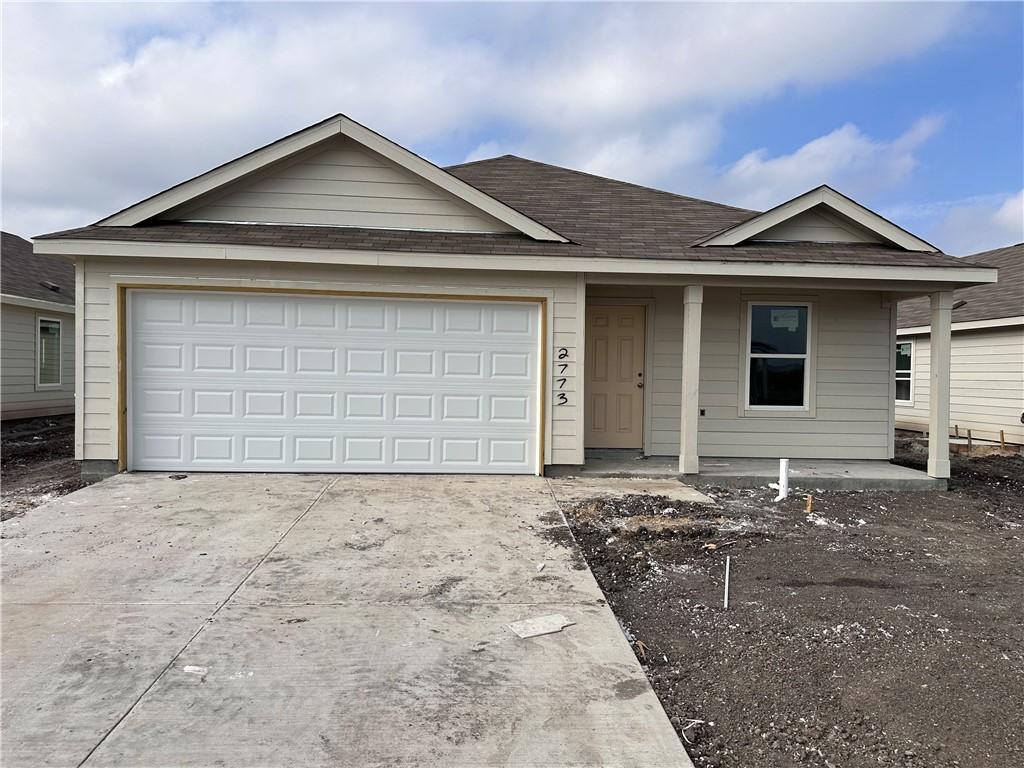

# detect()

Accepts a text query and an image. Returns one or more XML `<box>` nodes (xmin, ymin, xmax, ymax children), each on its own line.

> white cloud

<box><xmin>927</xmin><ymin>190</ymin><xmax>1024</xmax><ymax>255</ymax></box>
<box><xmin>994</xmin><ymin>189</ymin><xmax>1024</xmax><ymax>236</ymax></box>
<box><xmin>463</xmin><ymin>141</ymin><xmax>504</xmax><ymax>164</ymax></box>
<box><xmin>1</xmin><ymin>2</ymin><xmax>969</xmax><ymax>235</ymax></box>
<box><xmin>710</xmin><ymin>116</ymin><xmax>944</xmax><ymax>210</ymax></box>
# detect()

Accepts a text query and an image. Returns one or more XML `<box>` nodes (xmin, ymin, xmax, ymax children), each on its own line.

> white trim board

<box><xmin>34</xmin><ymin>238</ymin><xmax>998</xmax><ymax>287</ymax></box>
<box><xmin>698</xmin><ymin>186</ymin><xmax>939</xmax><ymax>252</ymax></box>
<box><xmin>1</xmin><ymin>293</ymin><xmax>75</xmax><ymax>314</ymax></box>
<box><xmin>898</xmin><ymin>315</ymin><xmax>1024</xmax><ymax>335</ymax></box>
<box><xmin>96</xmin><ymin>114</ymin><xmax>567</xmax><ymax>243</ymax></box>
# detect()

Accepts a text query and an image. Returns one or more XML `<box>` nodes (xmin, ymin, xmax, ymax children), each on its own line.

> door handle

<box><xmin>637</xmin><ymin>382</ymin><xmax>644</xmax><ymax>389</ymax></box>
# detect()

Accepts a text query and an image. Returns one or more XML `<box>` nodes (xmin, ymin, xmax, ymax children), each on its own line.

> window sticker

<box><xmin>770</xmin><ymin>308</ymin><xmax>800</xmax><ymax>332</ymax></box>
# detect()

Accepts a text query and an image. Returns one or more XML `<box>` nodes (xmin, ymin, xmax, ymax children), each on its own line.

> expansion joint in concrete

<box><xmin>74</xmin><ymin>477</ymin><xmax>338</xmax><ymax>767</ymax></box>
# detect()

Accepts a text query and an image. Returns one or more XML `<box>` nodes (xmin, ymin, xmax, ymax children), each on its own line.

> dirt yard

<box><xmin>1</xmin><ymin>415</ymin><xmax>86</xmax><ymax>520</ymax></box>
<box><xmin>562</xmin><ymin>442</ymin><xmax>1024</xmax><ymax>768</ymax></box>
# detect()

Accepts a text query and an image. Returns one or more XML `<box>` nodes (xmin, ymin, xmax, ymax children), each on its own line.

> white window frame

<box><xmin>744</xmin><ymin>301</ymin><xmax>812</xmax><ymax>412</ymax></box>
<box><xmin>895</xmin><ymin>339</ymin><xmax>914</xmax><ymax>405</ymax></box>
<box><xmin>36</xmin><ymin>316</ymin><xmax>63</xmax><ymax>389</ymax></box>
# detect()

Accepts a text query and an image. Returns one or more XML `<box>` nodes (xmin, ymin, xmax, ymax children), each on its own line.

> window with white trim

<box><xmin>37</xmin><ymin>317</ymin><xmax>62</xmax><ymax>387</ymax></box>
<box><xmin>895</xmin><ymin>341</ymin><xmax>913</xmax><ymax>404</ymax></box>
<box><xmin>746</xmin><ymin>303</ymin><xmax>810</xmax><ymax>409</ymax></box>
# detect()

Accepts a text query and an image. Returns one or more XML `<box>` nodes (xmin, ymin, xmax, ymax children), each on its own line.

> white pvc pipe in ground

<box><xmin>723</xmin><ymin>555</ymin><xmax>731</xmax><ymax>610</ymax></box>
<box><xmin>774</xmin><ymin>458</ymin><xmax>790</xmax><ymax>502</ymax></box>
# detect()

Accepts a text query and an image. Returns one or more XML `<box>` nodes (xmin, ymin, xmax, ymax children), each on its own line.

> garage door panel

<box><xmin>193</xmin><ymin>345</ymin><xmax>235</xmax><ymax>372</ymax></box>
<box><xmin>132</xmin><ymin>429</ymin><xmax>537</xmax><ymax>472</ymax></box>
<box><xmin>194</xmin><ymin>435</ymin><xmax>234</xmax><ymax>462</ymax></box>
<box><xmin>135</xmin><ymin>386</ymin><xmax>536</xmax><ymax>421</ymax></box>
<box><xmin>193</xmin><ymin>390</ymin><xmax>235</xmax><ymax>416</ymax></box>
<box><xmin>130</xmin><ymin>292</ymin><xmax>539</xmax><ymax>473</ymax></box>
<box><xmin>134</xmin><ymin>297</ymin><xmax>537</xmax><ymax>338</ymax></box>
<box><xmin>134</xmin><ymin>339</ymin><xmax>534</xmax><ymax>375</ymax></box>
<box><xmin>138</xmin><ymin>343</ymin><xmax>185</xmax><ymax>371</ymax></box>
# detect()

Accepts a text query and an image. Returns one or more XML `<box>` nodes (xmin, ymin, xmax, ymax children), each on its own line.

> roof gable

<box><xmin>98</xmin><ymin>115</ymin><xmax>567</xmax><ymax>242</ymax></box>
<box><xmin>162</xmin><ymin>136</ymin><xmax>518</xmax><ymax>234</ymax></box>
<box><xmin>697</xmin><ymin>185</ymin><xmax>937</xmax><ymax>252</ymax></box>
<box><xmin>751</xmin><ymin>206</ymin><xmax>885</xmax><ymax>244</ymax></box>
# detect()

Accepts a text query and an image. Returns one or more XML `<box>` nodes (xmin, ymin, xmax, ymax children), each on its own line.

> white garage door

<box><xmin>129</xmin><ymin>291</ymin><xmax>541</xmax><ymax>473</ymax></box>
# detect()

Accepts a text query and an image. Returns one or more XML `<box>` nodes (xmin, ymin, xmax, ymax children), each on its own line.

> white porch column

<box><xmin>927</xmin><ymin>290</ymin><xmax>954</xmax><ymax>479</ymax></box>
<box><xmin>679</xmin><ymin>285</ymin><xmax>703</xmax><ymax>474</ymax></box>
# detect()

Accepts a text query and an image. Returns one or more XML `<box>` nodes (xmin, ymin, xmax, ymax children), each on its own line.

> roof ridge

<box><xmin>445</xmin><ymin>154</ymin><xmax>761</xmax><ymax>215</ymax></box>
<box><xmin>963</xmin><ymin>242</ymin><xmax>1023</xmax><ymax>261</ymax></box>
<box><xmin>444</xmin><ymin>154</ymin><xmax>520</xmax><ymax>171</ymax></box>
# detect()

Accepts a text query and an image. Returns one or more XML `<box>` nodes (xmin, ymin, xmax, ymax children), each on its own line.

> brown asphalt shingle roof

<box><xmin>897</xmin><ymin>243</ymin><xmax>1023</xmax><ymax>328</ymax></box>
<box><xmin>36</xmin><ymin>155</ymin><xmax>973</xmax><ymax>270</ymax></box>
<box><xmin>1</xmin><ymin>231</ymin><xmax>75</xmax><ymax>306</ymax></box>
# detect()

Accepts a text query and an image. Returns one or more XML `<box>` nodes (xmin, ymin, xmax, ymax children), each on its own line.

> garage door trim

<box><xmin>117</xmin><ymin>285</ymin><xmax>548</xmax><ymax>474</ymax></box>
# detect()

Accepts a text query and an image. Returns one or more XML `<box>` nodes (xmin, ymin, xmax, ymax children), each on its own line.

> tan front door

<box><xmin>585</xmin><ymin>305</ymin><xmax>646</xmax><ymax>449</ymax></box>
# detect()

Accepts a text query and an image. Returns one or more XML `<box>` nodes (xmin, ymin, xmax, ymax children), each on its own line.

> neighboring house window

<box><xmin>37</xmin><ymin>317</ymin><xmax>62</xmax><ymax>387</ymax></box>
<box><xmin>895</xmin><ymin>341</ymin><xmax>913</xmax><ymax>405</ymax></box>
<box><xmin>746</xmin><ymin>303</ymin><xmax>810</xmax><ymax>409</ymax></box>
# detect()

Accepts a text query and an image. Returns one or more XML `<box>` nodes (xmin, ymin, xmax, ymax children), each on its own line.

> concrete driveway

<box><xmin>1</xmin><ymin>473</ymin><xmax>691</xmax><ymax>768</ymax></box>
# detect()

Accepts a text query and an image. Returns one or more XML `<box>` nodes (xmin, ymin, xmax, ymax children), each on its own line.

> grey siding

<box><xmin>586</xmin><ymin>286</ymin><xmax>893</xmax><ymax>460</ymax></box>
<box><xmin>1</xmin><ymin>303</ymin><xmax>75</xmax><ymax>419</ymax></box>
<box><xmin>696</xmin><ymin>289</ymin><xmax>891</xmax><ymax>458</ymax></box>
<box><xmin>167</xmin><ymin>137</ymin><xmax>516</xmax><ymax>234</ymax></box>
<box><xmin>895</xmin><ymin>326</ymin><xmax>1024</xmax><ymax>445</ymax></box>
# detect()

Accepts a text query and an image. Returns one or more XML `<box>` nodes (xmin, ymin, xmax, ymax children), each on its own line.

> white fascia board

<box><xmin>95</xmin><ymin>115</ymin><xmax>567</xmax><ymax>243</ymax></box>
<box><xmin>698</xmin><ymin>186</ymin><xmax>939</xmax><ymax>252</ymax></box>
<box><xmin>897</xmin><ymin>315</ymin><xmax>1024</xmax><ymax>336</ymax></box>
<box><xmin>33</xmin><ymin>237</ymin><xmax>999</xmax><ymax>286</ymax></box>
<box><xmin>0</xmin><ymin>293</ymin><xmax>76</xmax><ymax>314</ymax></box>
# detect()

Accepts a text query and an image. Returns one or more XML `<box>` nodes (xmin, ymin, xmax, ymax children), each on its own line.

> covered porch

<box><xmin>575</xmin><ymin>279</ymin><xmax>957</xmax><ymax>488</ymax></box>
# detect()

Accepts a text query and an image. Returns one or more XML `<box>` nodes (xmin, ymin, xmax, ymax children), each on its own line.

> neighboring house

<box><xmin>34</xmin><ymin>115</ymin><xmax>996</xmax><ymax>481</ymax></box>
<box><xmin>1</xmin><ymin>231</ymin><xmax>76</xmax><ymax>420</ymax></box>
<box><xmin>896</xmin><ymin>243</ymin><xmax>1023</xmax><ymax>446</ymax></box>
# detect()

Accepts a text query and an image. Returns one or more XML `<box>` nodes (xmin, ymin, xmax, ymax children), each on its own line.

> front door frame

<box><xmin>584</xmin><ymin>298</ymin><xmax>654</xmax><ymax>453</ymax></box>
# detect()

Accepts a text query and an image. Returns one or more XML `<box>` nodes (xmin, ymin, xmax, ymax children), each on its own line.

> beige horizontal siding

<box><xmin>754</xmin><ymin>208</ymin><xmax>884</xmax><ymax>244</ymax></box>
<box><xmin>1</xmin><ymin>304</ymin><xmax>75</xmax><ymax>419</ymax></box>
<box><xmin>77</xmin><ymin>256</ymin><xmax>582</xmax><ymax>465</ymax></box>
<box><xmin>644</xmin><ymin>287</ymin><xmax>893</xmax><ymax>459</ymax></box>
<box><xmin>167</xmin><ymin>137</ymin><xmax>515</xmax><ymax>234</ymax></box>
<box><xmin>896</xmin><ymin>326</ymin><xmax>1024</xmax><ymax>444</ymax></box>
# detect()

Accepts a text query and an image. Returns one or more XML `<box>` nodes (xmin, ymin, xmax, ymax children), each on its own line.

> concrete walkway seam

<box><xmin>75</xmin><ymin>476</ymin><xmax>338</xmax><ymax>768</ymax></box>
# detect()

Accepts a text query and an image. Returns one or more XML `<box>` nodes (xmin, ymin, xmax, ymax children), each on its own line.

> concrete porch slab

<box><xmin>687</xmin><ymin>458</ymin><xmax>946</xmax><ymax>491</ymax></box>
<box><xmin>551</xmin><ymin>450</ymin><xmax>945</xmax><ymax>491</ymax></box>
<box><xmin>548</xmin><ymin>450</ymin><xmax>681</xmax><ymax>479</ymax></box>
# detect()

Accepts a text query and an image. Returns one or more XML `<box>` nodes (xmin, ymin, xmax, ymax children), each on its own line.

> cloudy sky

<box><xmin>2</xmin><ymin>1</ymin><xmax>1022</xmax><ymax>255</ymax></box>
